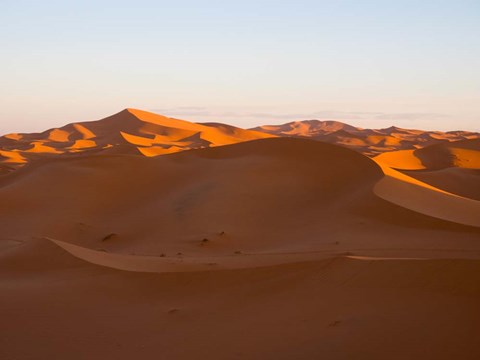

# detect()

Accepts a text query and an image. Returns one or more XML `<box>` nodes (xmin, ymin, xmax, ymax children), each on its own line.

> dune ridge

<box><xmin>2</xmin><ymin>108</ymin><xmax>478</xmax><ymax>174</ymax></box>
<box><xmin>3</xmin><ymin>238</ymin><xmax>480</xmax><ymax>360</ymax></box>
<box><xmin>0</xmin><ymin>108</ymin><xmax>272</xmax><ymax>172</ymax></box>
<box><xmin>373</xmin><ymin>163</ymin><xmax>480</xmax><ymax>227</ymax></box>
<box><xmin>1</xmin><ymin>123</ymin><xmax>480</xmax><ymax>360</ymax></box>
<box><xmin>1</xmin><ymin>137</ymin><xmax>478</xmax><ymax>270</ymax></box>
<box><xmin>253</xmin><ymin>120</ymin><xmax>480</xmax><ymax>156</ymax></box>
<box><xmin>373</xmin><ymin>138</ymin><xmax>480</xmax><ymax>199</ymax></box>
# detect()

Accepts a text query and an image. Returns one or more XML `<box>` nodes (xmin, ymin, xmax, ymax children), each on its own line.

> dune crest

<box><xmin>373</xmin><ymin>162</ymin><xmax>480</xmax><ymax>227</ymax></box>
<box><xmin>44</xmin><ymin>237</ymin><xmax>345</xmax><ymax>273</ymax></box>
<box><xmin>1</xmin><ymin>131</ymin><xmax>480</xmax><ymax>360</ymax></box>
<box><xmin>0</xmin><ymin>108</ymin><xmax>272</xmax><ymax>172</ymax></box>
<box><xmin>253</xmin><ymin>120</ymin><xmax>480</xmax><ymax>156</ymax></box>
<box><xmin>373</xmin><ymin>138</ymin><xmax>480</xmax><ymax>199</ymax></box>
<box><xmin>1</xmin><ymin>109</ymin><xmax>478</xmax><ymax>174</ymax></box>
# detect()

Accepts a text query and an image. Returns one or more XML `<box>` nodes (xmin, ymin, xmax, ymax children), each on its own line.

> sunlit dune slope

<box><xmin>374</xmin><ymin>138</ymin><xmax>480</xmax><ymax>170</ymax></box>
<box><xmin>0</xmin><ymin>137</ymin><xmax>478</xmax><ymax>266</ymax></box>
<box><xmin>373</xmin><ymin>138</ymin><xmax>480</xmax><ymax>201</ymax></box>
<box><xmin>2</xmin><ymin>109</ymin><xmax>478</xmax><ymax>174</ymax></box>
<box><xmin>373</xmin><ymin>163</ymin><xmax>480</xmax><ymax>227</ymax></box>
<box><xmin>0</xmin><ymin>108</ymin><xmax>272</xmax><ymax>172</ymax></box>
<box><xmin>253</xmin><ymin>121</ymin><xmax>480</xmax><ymax>156</ymax></box>
<box><xmin>413</xmin><ymin>138</ymin><xmax>480</xmax><ymax>170</ymax></box>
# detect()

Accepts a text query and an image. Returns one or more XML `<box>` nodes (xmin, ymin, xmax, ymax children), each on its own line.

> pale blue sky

<box><xmin>1</xmin><ymin>0</ymin><xmax>479</xmax><ymax>134</ymax></box>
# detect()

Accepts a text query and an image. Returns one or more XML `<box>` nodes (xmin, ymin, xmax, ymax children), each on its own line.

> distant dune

<box><xmin>252</xmin><ymin>120</ymin><xmax>480</xmax><ymax>156</ymax></box>
<box><xmin>1</xmin><ymin>110</ymin><xmax>480</xmax><ymax>360</ymax></box>
<box><xmin>0</xmin><ymin>108</ymin><xmax>272</xmax><ymax>172</ymax></box>
<box><xmin>1</xmin><ymin>109</ymin><xmax>478</xmax><ymax>173</ymax></box>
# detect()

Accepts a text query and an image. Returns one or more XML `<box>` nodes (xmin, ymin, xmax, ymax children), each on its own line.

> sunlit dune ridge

<box><xmin>0</xmin><ymin>108</ymin><xmax>272</xmax><ymax>170</ymax></box>
<box><xmin>253</xmin><ymin>121</ymin><xmax>480</xmax><ymax>156</ymax></box>
<box><xmin>1</xmin><ymin>108</ymin><xmax>479</xmax><ymax>224</ymax></box>
<box><xmin>1</xmin><ymin>108</ymin><xmax>478</xmax><ymax>173</ymax></box>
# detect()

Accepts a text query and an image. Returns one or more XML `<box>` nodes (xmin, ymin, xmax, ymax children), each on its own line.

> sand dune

<box><xmin>0</xmin><ymin>137</ymin><xmax>478</xmax><ymax>261</ymax></box>
<box><xmin>1</xmin><ymin>112</ymin><xmax>480</xmax><ymax>360</ymax></box>
<box><xmin>402</xmin><ymin>168</ymin><xmax>480</xmax><ymax>200</ymax></box>
<box><xmin>373</xmin><ymin>163</ymin><xmax>480</xmax><ymax>227</ymax></box>
<box><xmin>0</xmin><ymin>108</ymin><xmax>272</xmax><ymax>172</ymax></box>
<box><xmin>44</xmin><ymin>237</ymin><xmax>346</xmax><ymax>273</ymax></box>
<box><xmin>374</xmin><ymin>138</ymin><xmax>480</xmax><ymax>170</ymax></box>
<box><xmin>373</xmin><ymin>138</ymin><xmax>480</xmax><ymax>201</ymax></box>
<box><xmin>2</xmin><ymin>239</ymin><xmax>480</xmax><ymax>360</ymax></box>
<box><xmin>2</xmin><ymin>109</ymin><xmax>478</xmax><ymax>174</ymax></box>
<box><xmin>253</xmin><ymin>120</ymin><xmax>480</xmax><ymax>156</ymax></box>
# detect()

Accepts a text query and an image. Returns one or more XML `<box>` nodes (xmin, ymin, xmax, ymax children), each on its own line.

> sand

<box><xmin>253</xmin><ymin>121</ymin><xmax>480</xmax><ymax>156</ymax></box>
<box><xmin>0</xmin><ymin>108</ymin><xmax>273</xmax><ymax>172</ymax></box>
<box><xmin>1</xmin><ymin>110</ymin><xmax>480</xmax><ymax>359</ymax></box>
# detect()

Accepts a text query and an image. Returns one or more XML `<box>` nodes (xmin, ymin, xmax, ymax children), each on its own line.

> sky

<box><xmin>1</xmin><ymin>0</ymin><xmax>479</xmax><ymax>134</ymax></box>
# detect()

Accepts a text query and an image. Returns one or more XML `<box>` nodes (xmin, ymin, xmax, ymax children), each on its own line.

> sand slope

<box><xmin>2</xmin><ymin>110</ymin><xmax>478</xmax><ymax>175</ymax></box>
<box><xmin>373</xmin><ymin>138</ymin><xmax>480</xmax><ymax>205</ymax></box>
<box><xmin>0</xmin><ymin>108</ymin><xmax>272</xmax><ymax>172</ymax></box>
<box><xmin>253</xmin><ymin>120</ymin><xmax>480</xmax><ymax>156</ymax></box>
<box><xmin>373</xmin><ymin>163</ymin><xmax>480</xmax><ymax>227</ymax></box>
<box><xmin>402</xmin><ymin>168</ymin><xmax>480</xmax><ymax>200</ymax></box>
<box><xmin>1</xmin><ymin>135</ymin><xmax>480</xmax><ymax>359</ymax></box>
<box><xmin>2</xmin><ymin>239</ymin><xmax>480</xmax><ymax>360</ymax></box>
<box><xmin>0</xmin><ymin>137</ymin><xmax>478</xmax><ymax>260</ymax></box>
<box><xmin>374</xmin><ymin>138</ymin><xmax>480</xmax><ymax>170</ymax></box>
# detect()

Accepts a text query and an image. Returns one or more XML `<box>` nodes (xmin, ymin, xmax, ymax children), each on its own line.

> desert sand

<box><xmin>253</xmin><ymin>120</ymin><xmax>480</xmax><ymax>156</ymax></box>
<box><xmin>1</xmin><ymin>109</ymin><xmax>480</xmax><ymax>359</ymax></box>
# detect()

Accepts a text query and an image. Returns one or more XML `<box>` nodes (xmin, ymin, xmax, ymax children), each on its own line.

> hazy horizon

<box><xmin>2</xmin><ymin>0</ymin><xmax>479</xmax><ymax>134</ymax></box>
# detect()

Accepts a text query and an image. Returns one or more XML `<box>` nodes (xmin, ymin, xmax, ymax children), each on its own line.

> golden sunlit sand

<box><xmin>1</xmin><ymin>110</ymin><xmax>480</xmax><ymax>360</ymax></box>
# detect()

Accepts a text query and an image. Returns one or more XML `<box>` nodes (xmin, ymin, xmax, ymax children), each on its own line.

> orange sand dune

<box><xmin>0</xmin><ymin>108</ymin><xmax>272</xmax><ymax>171</ymax></box>
<box><xmin>48</xmin><ymin>128</ymin><xmax>71</xmax><ymax>142</ymax></box>
<box><xmin>1</xmin><ymin>109</ymin><xmax>478</xmax><ymax>173</ymax></box>
<box><xmin>374</xmin><ymin>149</ymin><xmax>425</xmax><ymax>170</ymax></box>
<box><xmin>45</xmin><ymin>237</ymin><xmax>344</xmax><ymax>272</ymax></box>
<box><xmin>72</xmin><ymin>123</ymin><xmax>96</xmax><ymax>139</ymax></box>
<box><xmin>0</xmin><ymin>150</ymin><xmax>27</xmax><ymax>164</ymax></box>
<box><xmin>373</xmin><ymin>163</ymin><xmax>480</xmax><ymax>227</ymax></box>
<box><xmin>375</xmin><ymin>138</ymin><xmax>480</xmax><ymax>170</ymax></box>
<box><xmin>2</xmin><ymin>239</ymin><xmax>480</xmax><ymax>360</ymax></box>
<box><xmin>4</xmin><ymin>133</ymin><xmax>23</xmax><ymax>141</ymax></box>
<box><xmin>0</xmin><ymin>138</ymin><xmax>478</xmax><ymax>260</ymax></box>
<box><xmin>1</xmin><ymin>135</ymin><xmax>480</xmax><ymax>360</ymax></box>
<box><xmin>24</xmin><ymin>141</ymin><xmax>63</xmax><ymax>154</ymax></box>
<box><xmin>137</xmin><ymin>145</ymin><xmax>184</xmax><ymax>157</ymax></box>
<box><xmin>372</xmin><ymin>139</ymin><xmax>480</xmax><ymax>207</ymax></box>
<box><xmin>253</xmin><ymin>120</ymin><xmax>480</xmax><ymax>156</ymax></box>
<box><xmin>68</xmin><ymin>139</ymin><xmax>98</xmax><ymax>150</ymax></box>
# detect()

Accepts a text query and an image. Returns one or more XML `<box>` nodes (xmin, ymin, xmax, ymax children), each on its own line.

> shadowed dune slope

<box><xmin>1</xmin><ymin>137</ymin><xmax>480</xmax><ymax>360</ymax></box>
<box><xmin>2</xmin><ymin>239</ymin><xmax>480</xmax><ymax>360</ymax></box>
<box><xmin>413</xmin><ymin>138</ymin><xmax>480</xmax><ymax>169</ymax></box>
<box><xmin>402</xmin><ymin>168</ymin><xmax>480</xmax><ymax>200</ymax></box>
<box><xmin>373</xmin><ymin>164</ymin><xmax>480</xmax><ymax>227</ymax></box>
<box><xmin>0</xmin><ymin>137</ymin><xmax>478</xmax><ymax>266</ymax></box>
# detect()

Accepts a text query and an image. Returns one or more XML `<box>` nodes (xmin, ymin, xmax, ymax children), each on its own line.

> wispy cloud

<box><xmin>151</xmin><ymin>107</ymin><xmax>449</xmax><ymax>125</ymax></box>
